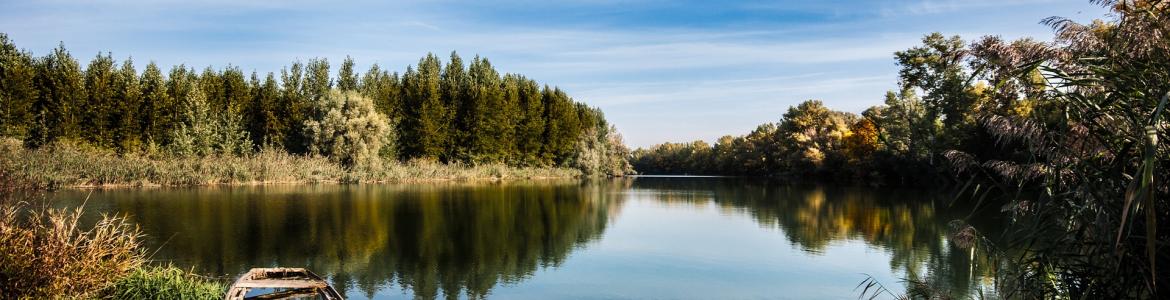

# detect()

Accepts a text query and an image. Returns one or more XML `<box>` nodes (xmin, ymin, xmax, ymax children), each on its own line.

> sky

<box><xmin>0</xmin><ymin>0</ymin><xmax>1109</xmax><ymax>148</ymax></box>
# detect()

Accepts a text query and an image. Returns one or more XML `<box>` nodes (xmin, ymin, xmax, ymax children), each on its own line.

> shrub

<box><xmin>303</xmin><ymin>90</ymin><xmax>393</xmax><ymax>168</ymax></box>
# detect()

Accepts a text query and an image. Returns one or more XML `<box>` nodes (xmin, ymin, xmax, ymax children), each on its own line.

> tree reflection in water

<box><xmin>629</xmin><ymin>177</ymin><xmax>1000</xmax><ymax>298</ymax></box>
<box><xmin>55</xmin><ymin>177</ymin><xmax>998</xmax><ymax>299</ymax></box>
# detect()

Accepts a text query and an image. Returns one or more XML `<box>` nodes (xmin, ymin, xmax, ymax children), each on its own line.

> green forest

<box><xmin>633</xmin><ymin>1</ymin><xmax>1167</xmax><ymax>297</ymax></box>
<box><xmin>0</xmin><ymin>37</ymin><xmax>632</xmax><ymax>177</ymax></box>
<box><xmin>0</xmin><ymin>0</ymin><xmax>1167</xmax><ymax>299</ymax></box>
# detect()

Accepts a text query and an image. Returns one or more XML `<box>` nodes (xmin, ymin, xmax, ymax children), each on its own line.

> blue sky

<box><xmin>0</xmin><ymin>0</ymin><xmax>1107</xmax><ymax>147</ymax></box>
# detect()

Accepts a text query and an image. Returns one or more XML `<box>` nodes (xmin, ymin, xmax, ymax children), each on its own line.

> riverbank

<box><xmin>0</xmin><ymin>138</ymin><xmax>582</xmax><ymax>190</ymax></box>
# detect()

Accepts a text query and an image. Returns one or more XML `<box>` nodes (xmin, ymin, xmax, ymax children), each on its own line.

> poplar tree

<box><xmin>514</xmin><ymin>77</ymin><xmax>545</xmax><ymax>165</ymax></box>
<box><xmin>498</xmin><ymin>74</ymin><xmax>522</xmax><ymax>162</ymax></box>
<box><xmin>198</xmin><ymin>67</ymin><xmax>223</xmax><ymax>113</ymax></box>
<box><xmin>467</xmin><ymin>56</ymin><xmax>504</xmax><ymax>162</ymax></box>
<box><xmin>303</xmin><ymin>58</ymin><xmax>331</xmax><ymax>102</ymax></box>
<box><xmin>542</xmin><ymin>87</ymin><xmax>580</xmax><ymax>165</ymax></box>
<box><xmin>442</xmin><ymin>52</ymin><xmax>469</xmax><ymax>160</ymax></box>
<box><xmin>359</xmin><ymin>64</ymin><xmax>401</xmax><ymax>120</ymax></box>
<box><xmin>111</xmin><ymin>58</ymin><xmax>141</xmax><ymax>152</ymax></box>
<box><xmin>0</xmin><ymin>37</ymin><xmax>629</xmax><ymax>173</ymax></box>
<box><xmin>166</xmin><ymin>66</ymin><xmax>197</xmax><ymax>137</ymax></box>
<box><xmin>400</xmin><ymin>54</ymin><xmax>447</xmax><ymax>160</ymax></box>
<box><xmin>138</xmin><ymin>62</ymin><xmax>170</xmax><ymax>144</ymax></box>
<box><xmin>0</xmin><ymin>33</ymin><xmax>37</xmax><ymax>139</ymax></box>
<box><xmin>28</xmin><ymin>43</ymin><xmax>86</xmax><ymax>147</ymax></box>
<box><xmin>337</xmin><ymin>56</ymin><xmax>357</xmax><ymax>92</ymax></box>
<box><xmin>279</xmin><ymin>61</ymin><xmax>306</xmax><ymax>151</ymax></box>
<box><xmin>247</xmin><ymin>72</ymin><xmax>282</xmax><ymax>147</ymax></box>
<box><xmin>83</xmin><ymin>53</ymin><xmax>116</xmax><ymax>147</ymax></box>
<box><xmin>221</xmin><ymin>66</ymin><xmax>249</xmax><ymax>116</ymax></box>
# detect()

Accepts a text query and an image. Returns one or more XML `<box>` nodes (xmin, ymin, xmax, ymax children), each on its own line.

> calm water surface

<box><xmin>53</xmin><ymin>177</ymin><xmax>996</xmax><ymax>299</ymax></box>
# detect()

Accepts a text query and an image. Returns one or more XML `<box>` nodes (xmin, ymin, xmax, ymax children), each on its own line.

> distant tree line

<box><xmin>634</xmin><ymin>2</ymin><xmax>1168</xmax><ymax>297</ymax></box>
<box><xmin>631</xmin><ymin>31</ymin><xmax>1074</xmax><ymax>185</ymax></box>
<box><xmin>0</xmin><ymin>37</ymin><xmax>631</xmax><ymax>175</ymax></box>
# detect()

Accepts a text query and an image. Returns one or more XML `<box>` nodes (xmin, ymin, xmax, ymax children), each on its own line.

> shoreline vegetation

<box><xmin>0</xmin><ymin>182</ymin><xmax>224</xmax><ymax>299</ymax></box>
<box><xmin>0</xmin><ymin>30</ymin><xmax>630</xmax><ymax>298</ymax></box>
<box><xmin>0</xmin><ymin>34</ymin><xmax>634</xmax><ymax>192</ymax></box>
<box><xmin>633</xmin><ymin>2</ymin><xmax>1167</xmax><ymax>299</ymax></box>
<box><xmin>1</xmin><ymin>1</ymin><xmax>1166</xmax><ymax>300</ymax></box>
<box><xmin>0</xmin><ymin>137</ymin><xmax>583</xmax><ymax>190</ymax></box>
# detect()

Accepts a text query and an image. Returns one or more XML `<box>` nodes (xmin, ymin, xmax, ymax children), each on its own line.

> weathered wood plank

<box><xmin>244</xmin><ymin>288</ymin><xmax>320</xmax><ymax>300</ymax></box>
<box><xmin>225</xmin><ymin>267</ymin><xmax>344</xmax><ymax>300</ymax></box>
<box><xmin>233</xmin><ymin>279</ymin><xmax>328</xmax><ymax>289</ymax></box>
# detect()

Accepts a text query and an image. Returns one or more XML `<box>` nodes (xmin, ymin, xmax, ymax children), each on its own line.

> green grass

<box><xmin>0</xmin><ymin>138</ymin><xmax>581</xmax><ymax>189</ymax></box>
<box><xmin>104</xmin><ymin>265</ymin><xmax>225</xmax><ymax>300</ymax></box>
<box><xmin>1</xmin><ymin>192</ymin><xmax>224</xmax><ymax>299</ymax></box>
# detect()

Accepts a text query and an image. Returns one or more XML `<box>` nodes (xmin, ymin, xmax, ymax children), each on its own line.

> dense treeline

<box><xmin>635</xmin><ymin>1</ymin><xmax>1167</xmax><ymax>298</ymax></box>
<box><xmin>631</xmin><ymin>30</ymin><xmax>1022</xmax><ymax>184</ymax></box>
<box><xmin>0</xmin><ymin>39</ymin><xmax>632</xmax><ymax>176</ymax></box>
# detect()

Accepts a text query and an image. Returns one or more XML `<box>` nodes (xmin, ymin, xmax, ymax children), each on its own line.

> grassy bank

<box><xmin>0</xmin><ymin>138</ymin><xmax>581</xmax><ymax>189</ymax></box>
<box><xmin>0</xmin><ymin>194</ymin><xmax>224</xmax><ymax>299</ymax></box>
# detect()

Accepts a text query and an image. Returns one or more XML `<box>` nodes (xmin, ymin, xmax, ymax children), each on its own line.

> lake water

<box><xmin>51</xmin><ymin>177</ymin><xmax>997</xmax><ymax>299</ymax></box>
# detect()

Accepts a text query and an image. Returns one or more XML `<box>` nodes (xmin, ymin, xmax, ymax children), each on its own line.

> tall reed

<box><xmin>0</xmin><ymin>137</ymin><xmax>581</xmax><ymax>189</ymax></box>
<box><xmin>0</xmin><ymin>201</ymin><xmax>144</xmax><ymax>299</ymax></box>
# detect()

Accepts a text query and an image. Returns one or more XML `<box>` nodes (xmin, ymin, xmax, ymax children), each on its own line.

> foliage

<box><xmin>304</xmin><ymin>90</ymin><xmax>393</xmax><ymax>168</ymax></box>
<box><xmin>0</xmin><ymin>37</ymin><xmax>629</xmax><ymax>176</ymax></box>
<box><xmin>0</xmin><ymin>137</ymin><xmax>579</xmax><ymax>188</ymax></box>
<box><xmin>942</xmin><ymin>1</ymin><xmax>1169</xmax><ymax>297</ymax></box>
<box><xmin>632</xmin><ymin>100</ymin><xmax>870</xmax><ymax>181</ymax></box>
<box><xmin>104</xmin><ymin>265</ymin><xmax>224</xmax><ymax>300</ymax></box>
<box><xmin>574</xmin><ymin>125</ymin><xmax>634</xmax><ymax>176</ymax></box>
<box><xmin>0</xmin><ymin>200</ymin><xmax>144</xmax><ymax>299</ymax></box>
<box><xmin>167</xmin><ymin>86</ymin><xmax>253</xmax><ymax>157</ymax></box>
<box><xmin>629</xmin><ymin>3</ymin><xmax>1166</xmax><ymax>296</ymax></box>
<box><xmin>0</xmin><ymin>33</ymin><xmax>37</xmax><ymax>139</ymax></box>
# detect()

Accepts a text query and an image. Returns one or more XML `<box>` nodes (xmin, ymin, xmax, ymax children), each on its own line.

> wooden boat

<box><xmin>224</xmin><ymin>267</ymin><xmax>344</xmax><ymax>300</ymax></box>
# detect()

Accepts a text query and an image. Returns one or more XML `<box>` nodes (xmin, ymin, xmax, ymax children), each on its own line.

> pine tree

<box><xmin>359</xmin><ymin>64</ymin><xmax>401</xmax><ymax>120</ymax></box>
<box><xmin>168</xmin><ymin>85</ymin><xmax>213</xmax><ymax>156</ymax></box>
<box><xmin>400</xmin><ymin>54</ymin><xmax>448</xmax><ymax>160</ymax></box>
<box><xmin>0</xmin><ymin>33</ymin><xmax>38</xmax><ymax>139</ymax></box>
<box><xmin>0</xmin><ymin>35</ymin><xmax>630</xmax><ymax>171</ymax></box>
<box><xmin>279</xmin><ymin>61</ymin><xmax>306</xmax><ymax>152</ymax></box>
<box><xmin>138</xmin><ymin>62</ymin><xmax>170</xmax><ymax>144</ymax></box>
<box><xmin>303</xmin><ymin>58</ymin><xmax>331</xmax><ymax>102</ymax></box>
<box><xmin>197</xmin><ymin>66</ymin><xmax>223</xmax><ymax>113</ymax></box>
<box><xmin>169</xmin><ymin>82</ymin><xmax>251</xmax><ymax>156</ymax></box>
<box><xmin>466</xmin><ymin>56</ymin><xmax>504</xmax><ymax>162</ymax></box>
<box><xmin>498</xmin><ymin>74</ymin><xmax>522</xmax><ymax>162</ymax></box>
<box><xmin>28</xmin><ymin>43</ymin><xmax>86</xmax><ymax>147</ymax></box>
<box><xmin>221</xmin><ymin>66</ymin><xmax>249</xmax><ymax>116</ymax></box>
<box><xmin>246</xmin><ymin>71</ymin><xmax>282</xmax><ymax>147</ymax></box>
<box><xmin>111</xmin><ymin>58</ymin><xmax>141</xmax><ymax>152</ymax></box>
<box><xmin>164</xmin><ymin>65</ymin><xmax>196</xmax><ymax>144</ymax></box>
<box><xmin>442</xmin><ymin>52</ymin><xmax>469</xmax><ymax>160</ymax></box>
<box><xmin>337</xmin><ymin>56</ymin><xmax>358</xmax><ymax>92</ymax></box>
<box><xmin>542</xmin><ymin>87</ymin><xmax>580</xmax><ymax>165</ymax></box>
<box><xmin>83</xmin><ymin>52</ymin><xmax>116</xmax><ymax>147</ymax></box>
<box><xmin>514</xmin><ymin>77</ymin><xmax>545</xmax><ymax>166</ymax></box>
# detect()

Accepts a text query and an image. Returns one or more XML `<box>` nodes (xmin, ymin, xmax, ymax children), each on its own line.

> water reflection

<box><xmin>54</xmin><ymin>177</ymin><xmax>995</xmax><ymax>299</ymax></box>
<box><xmin>629</xmin><ymin>177</ymin><xmax>999</xmax><ymax>298</ymax></box>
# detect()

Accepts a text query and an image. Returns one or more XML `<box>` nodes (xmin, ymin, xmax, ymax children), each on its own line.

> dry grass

<box><xmin>0</xmin><ymin>200</ymin><xmax>145</xmax><ymax>299</ymax></box>
<box><xmin>0</xmin><ymin>138</ymin><xmax>581</xmax><ymax>189</ymax></box>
